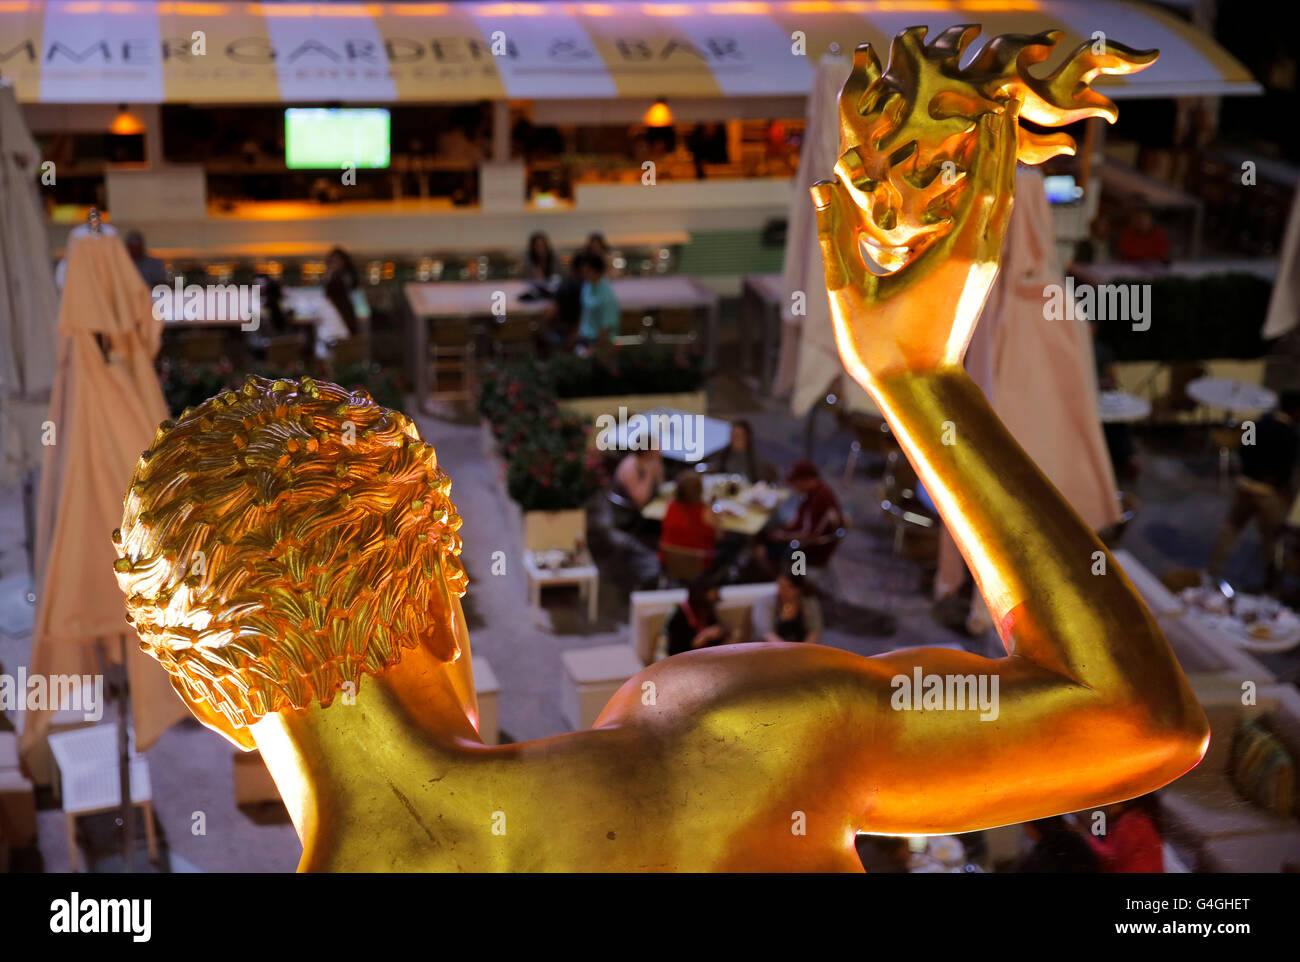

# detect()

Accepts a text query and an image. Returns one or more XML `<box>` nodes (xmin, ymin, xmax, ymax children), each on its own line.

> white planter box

<box><xmin>522</xmin><ymin>508</ymin><xmax>587</xmax><ymax>553</ymax></box>
<box><xmin>560</xmin><ymin>644</ymin><xmax>644</xmax><ymax>730</ymax></box>
<box><xmin>561</xmin><ymin>390</ymin><xmax>707</xmax><ymax>448</ymax></box>
<box><xmin>560</xmin><ymin>390</ymin><xmax>707</xmax><ymax>423</ymax></box>
<box><xmin>472</xmin><ymin>656</ymin><xmax>500</xmax><ymax>746</ymax></box>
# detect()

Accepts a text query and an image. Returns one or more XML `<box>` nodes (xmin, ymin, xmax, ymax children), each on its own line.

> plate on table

<box><xmin>1180</xmin><ymin>587</ymin><xmax>1300</xmax><ymax>652</ymax></box>
<box><xmin>741</xmin><ymin>482</ymin><xmax>780</xmax><ymax>511</ymax></box>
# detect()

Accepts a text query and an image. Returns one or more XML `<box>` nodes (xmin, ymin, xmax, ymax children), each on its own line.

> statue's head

<box><xmin>835</xmin><ymin>24</ymin><xmax>1156</xmax><ymax>267</ymax></box>
<box><xmin>113</xmin><ymin>375</ymin><xmax>468</xmax><ymax>748</ymax></box>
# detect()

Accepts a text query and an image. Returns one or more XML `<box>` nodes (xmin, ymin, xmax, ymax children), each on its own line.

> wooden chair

<box><xmin>621</xmin><ymin>311</ymin><xmax>653</xmax><ymax>337</ymax></box>
<box><xmin>178</xmin><ymin>330</ymin><xmax>227</xmax><ymax>364</ymax></box>
<box><xmin>328</xmin><ymin>335</ymin><xmax>367</xmax><ymax>368</ymax></box>
<box><xmin>1153</xmin><ymin>361</ymin><xmax>1207</xmax><ymax>424</ymax></box>
<box><xmin>265</xmin><ymin>334</ymin><xmax>305</xmax><ymax>367</ymax></box>
<box><xmin>429</xmin><ymin>316</ymin><xmax>476</xmax><ymax>401</ymax></box>
<box><xmin>842</xmin><ymin>412</ymin><xmax>897</xmax><ymax>485</ymax></box>
<box><xmin>658</xmin><ymin>543</ymin><xmax>712</xmax><ymax>586</ymax></box>
<box><xmin>655</xmin><ymin>307</ymin><xmax>696</xmax><ymax>336</ymax></box>
<box><xmin>490</xmin><ymin>315</ymin><xmax>537</xmax><ymax>360</ymax></box>
<box><xmin>881</xmin><ymin>451</ymin><xmax>940</xmax><ymax>564</ymax></box>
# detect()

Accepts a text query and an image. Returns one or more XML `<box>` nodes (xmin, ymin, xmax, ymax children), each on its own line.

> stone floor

<box><xmin>0</xmin><ymin>368</ymin><xmax>1291</xmax><ymax>872</ymax></box>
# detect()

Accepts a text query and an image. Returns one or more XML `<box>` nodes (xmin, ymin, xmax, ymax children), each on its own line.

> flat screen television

<box><xmin>1043</xmin><ymin>174</ymin><xmax>1084</xmax><ymax>204</ymax></box>
<box><xmin>285</xmin><ymin>108</ymin><xmax>391</xmax><ymax>170</ymax></box>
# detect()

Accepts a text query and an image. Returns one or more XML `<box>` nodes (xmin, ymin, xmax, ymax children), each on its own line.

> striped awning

<box><xmin>0</xmin><ymin>1</ymin><xmax>1259</xmax><ymax>104</ymax></box>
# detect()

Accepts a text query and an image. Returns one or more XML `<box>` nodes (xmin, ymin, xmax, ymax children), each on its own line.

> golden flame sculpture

<box><xmin>116</xmin><ymin>26</ymin><xmax>1207</xmax><ymax>872</ymax></box>
<box><xmin>834</xmin><ymin>25</ymin><xmax>1156</xmax><ymax>267</ymax></box>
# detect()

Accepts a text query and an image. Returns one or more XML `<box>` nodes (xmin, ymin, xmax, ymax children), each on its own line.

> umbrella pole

<box><xmin>117</xmin><ymin>634</ymin><xmax>133</xmax><ymax>871</ymax></box>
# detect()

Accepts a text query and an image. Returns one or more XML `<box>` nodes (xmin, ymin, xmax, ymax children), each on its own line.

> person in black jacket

<box><xmin>664</xmin><ymin>577</ymin><xmax>730</xmax><ymax>657</ymax></box>
<box><xmin>1208</xmin><ymin>390</ymin><xmax>1300</xmax><ymax>590</ymax></box>
<box><xmin>1014</xmin><ymin>817</ymin><xmax>1101</xmax><ymax>873</ymax></box>
<box><xmin>542</xmin><ymin>253</ymin><xmax>586</xmax><ymax>352</ymax></box>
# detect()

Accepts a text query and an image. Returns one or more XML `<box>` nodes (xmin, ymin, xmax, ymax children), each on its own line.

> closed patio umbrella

<box><xmin>20</xmin><ymin>220</ymin><xmax>188</xmax><ymax>786</ymax></box>
<box><xmin>775</xmin><ymin>51</ymin><xmax>875</xmax><ymax>418</ymax></box>
<box><xmin>1262</xmin><ymin>183</ymin><xmax>1300</xmax><ymax>341</ymax></box>
<box><xmin>0</xmin><ymin>82</ymin><xmax>59</xmax><ymax>488</ymax></box>
<box><xmin>0</xmin><ymin>81</ymin><xmax>58</xmax><ymax>619</ymax></box>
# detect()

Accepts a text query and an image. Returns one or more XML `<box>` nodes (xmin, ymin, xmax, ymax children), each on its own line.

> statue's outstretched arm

<box><xmin>807</xmin><ymin>64</ymin><xmax>1207</xmax><ymax>835</ymax></box>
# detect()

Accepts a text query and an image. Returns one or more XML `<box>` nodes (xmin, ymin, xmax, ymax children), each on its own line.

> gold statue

<box><xmin>114</xmin><ymin>26</ymin><xmax>1206</xmax><ymax>872</ymax></box>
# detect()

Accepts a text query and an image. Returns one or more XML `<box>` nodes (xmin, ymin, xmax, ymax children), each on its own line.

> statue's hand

<box><xmin>811</xmin><ymin>101</ymin><xmax>1019</xmax><ymax>381</ymax></box>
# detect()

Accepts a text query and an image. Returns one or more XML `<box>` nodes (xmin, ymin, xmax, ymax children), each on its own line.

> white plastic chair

<box><xmin>47</xmin><ymin>723</ymin><xmax>157</xmax><ymax>871</ymax></box>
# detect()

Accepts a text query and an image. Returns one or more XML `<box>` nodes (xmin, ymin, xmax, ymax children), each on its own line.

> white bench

<box><xmin>13</xmin><ymin>705</ymin><xmax>100</xmax><ymax>789</ymax></box>
<box><xmin>472</xmin><ymin>655</ymin><xmax>500</xmax><ymax>745</ymax></box>
<box><xmin>629</xmin><ymin>582</ymin><xmax>777</xmax><ymax>664</ymax></box>
<box><xmin>47</xmin><ymin>723</ymin><xmax>157</xmax><ymax>871</ymax></box>
<box><xmin>560</xmin><ymin>645</ymin><xmax>645</xmax><ymax>730</ymax></box>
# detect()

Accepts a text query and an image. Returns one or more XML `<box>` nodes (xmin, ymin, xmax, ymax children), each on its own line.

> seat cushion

<box><xmin>1199</xmin><ymin>829</ymin><xmax>1300</xmax><ymax>873</ymax></box>
<box><xmin>1163</xmin><ymin>778</ymin><xmax>1296</xmax><ymax>839</ymax></box>
<box><xmin>562</xmin><ymin>645</ymin><xmax>643</xmax><ymax>685</ymax></box>
<box><xmin>1229</xmin><ymin>720</ymin><xmax>1295</xmax><ymax>817</ymax></box>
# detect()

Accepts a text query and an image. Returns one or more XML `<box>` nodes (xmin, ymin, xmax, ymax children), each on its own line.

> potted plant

<box><xmin>504</xmin><ymin>409</ymin><xmax>604</xmax><ymax>552</ymax></box>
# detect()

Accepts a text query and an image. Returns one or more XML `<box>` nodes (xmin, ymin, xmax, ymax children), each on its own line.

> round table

<box><xmin>1097</xmin><ymin>390</ymin><xmax>1151</xmax><ymax>423</ymax></box>
<box><xmin>1186</xmin><ymin>377</ymin><xmax>1277</xmax><ymax>415</ymax></box>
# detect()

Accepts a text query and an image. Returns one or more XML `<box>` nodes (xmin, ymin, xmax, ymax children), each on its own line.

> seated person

<box><xmin>659</xmin><ymin>471</ymin><xmax>720</xmax><ymax>570</ymax></box>
<box><xmin>707</xmin><ymin>420</ymin><xmax>769</xmax><ymax>483</ymax></box>
<box><xmin>664</xmin><ymin>577</ymin><xmax>730</xmax><ymax>657</ymax></box>
<box><xmin>1084</xmin><ymin>796</ymin><xmax>1164</xmax><ymax>873</ymax></box>
<box><xmin>1014</xmin><ymin>817</ymin><xmax>1101</xmax><ymax>873</ymax></box>
<box><xmin>1116</xmin><ymin>208</ymin><xmax>1169</xmax><ymax>264</ymax></box>
<box><xmin>526</xmin><ymin>231</ymin><xmax>557</xmax><ymax>283</ymax></box>
<box><xmin>611</xmin><ymin>449</ymin><xmax>663</xmax><ymax>511</ymax></box>
<box><xmin>760</xmin><ymin>460</ymin><xmax>843</xmax><ymax>573</ymax></box>
<box><xmin>763</xmin><ymin>573</ymin><xmax>823</xmax><ymax>645</ymax></box>
<box><xmin>577</xmin><ymin>252</ymin><xmax>620</xmax><ymax>347</ymax></box>
<box><xmin>541</xmin><ymin>254</ymin><xmax>586</xmax><ymax>353</ymax></box>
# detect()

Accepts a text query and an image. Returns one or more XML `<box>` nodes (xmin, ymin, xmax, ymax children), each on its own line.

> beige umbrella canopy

<box><xmin>1262</xmin><ymin>184</ymin><xmax>1300</xmax><ymax>341</ymax></box>
<box><xmin>19</xmin><ymin>228</ymin><xmax>188</xmax><ymax>774</ymax></box>
<box><xmin>774</xmin><ymin>51</ymin><xmax>876</xmax><ymax>417</ymax></box>
<box><xmin>0</xmin><ymin>82</ymin><xmax>59</xmax><ymax>486</ymax></box>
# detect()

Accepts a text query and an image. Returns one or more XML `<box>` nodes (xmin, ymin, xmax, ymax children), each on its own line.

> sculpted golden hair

<box><xmin>113</xmin><ymin>375</ymin><xmax>467</xmax><ymax>733</ymax></box>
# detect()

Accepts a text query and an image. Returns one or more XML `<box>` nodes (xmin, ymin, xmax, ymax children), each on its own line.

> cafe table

<box><xmin>405</xmin><ymin>277</ymin><xmax>720</xmax><ymax>413</ymax></box>
<box><xmin>1097</xmin><ymin>390</ymin><xmax>1151</xmax><ymax>423</ymax></box>
<box><xmin>1110</xmin><ymin>548</ymin><xmax>1277</xmax><ymax>680</ymax></box>
<box><xmin>641</xmin><ymin>475</ymin><xmax>792</xmax><ymax>537</ymax></box>
<box><xmin>158</xmin><ymin>287</ymin><xmax>321</xmax><ymax>365</ymax></box>
<box><xmin>608</xmin><ymin>408</ymin><xmax>732</xmax><ymax>464</ymax></box>
<box><xmin>1186</xmin><ymin>377</ymin><xmax>1277</xmax><ymax>417</ymax></box>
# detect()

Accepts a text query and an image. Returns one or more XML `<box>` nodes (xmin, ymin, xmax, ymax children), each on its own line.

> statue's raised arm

<box><xmin>796</xmin><ymin>25</ymin><xmax>1208</xmax><ymax>833</ymax></box>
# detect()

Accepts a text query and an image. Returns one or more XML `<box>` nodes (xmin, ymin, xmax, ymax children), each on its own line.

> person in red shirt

<box><xmin>659</xmin><ymin>471</ymin><xmax>719</xmax><ymax>569</ymax></box>
<box><xmin>759</xmin><ymin>460</ymin><xmax>844</xmax><ymax>574</ymax></box>
<box><xmin>1116</xmin><ymin>208</ymin><xmax>1169</xmax><ymax>264</ymax></box>
<box><xmin>1084</xmin><ymin>795</ymin><xmax>1165</xmax><ymax>872</ymax></box>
